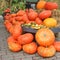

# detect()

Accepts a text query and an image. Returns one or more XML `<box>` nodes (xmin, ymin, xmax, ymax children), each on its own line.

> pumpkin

<box><xmin>7</xmin><ymin>36</ymin><xmax>22</xmax><ymax>52</ymax></box>
<box><xmin>22</xmin><ymin>14</ymin><xmax>29</xmax><ymax>22</ymax></box>
<box><xmin>4</xmin><ymin>8</ymin><xmax>10</xmax><ymax>13</ymax></box>
<box><xmin>45</xmin><ymin>2</ymin><xmax>58</xmax><ymax>10</ymax></box>
<box><xmin>35</xmin><ymin>28</ymin><xmax>55</xmax><ymax>46</ymax></box>
<box><xmin>43</xmin><ymin>18</ymin><xmax>57</xmax><ymax>28</ymax></box>
<box><xmin>7</xmin><ymin>36</ymin><xmax>17</xmax><ymax>43</ymax></box>
<box><xmin>35</xmin><ymin>17</ymin><xmax>43</xmax><ymax>25</ymax></box>
<box><xmin>18</xmin><ymin>33</ymin><xmax>34</xmax><ymax>45</ymax></box>
<box><xmin>12</xmin><ymin>24</ymin><xmax>22</xmax><ymax>39</ymax></box>
<box><xmin>15</xmin><ymin>16</ymin><xmax>23</xmax><ymax>21</ymax></box>
<box><xmin>10</xmin><ymin>13</ymin><xmax>16</xmax><ymax>17</ymax></box>
<box><xmin>9</xmin><ymin>17</ymin><xmax>16</xmax><ymax>23</ymax></box>
<box><xmin>28</xmin><ymin>10</ymin><xmax>38</xmax><ymax>21</ymax></box>
<box><xmin>16</xmin><ymin>10</ymin><xmax>25</xmax><ymax>16</ymax></box>
<box><xmin>4</xmin><ymin>15</ymin><xmax>10</xmax><ymax>20</ymax></box>
<box><xmin>39</xmin><ymin>10</ymin><xmax>52</xmax><ymax>20</ymax></box>
<box><xmin>36</xmin><ymin>0</ymin><xmax>46</xmax><ymax>9</ymax></box>
<box><xmin>25</xmin><ymin>9</ymin><xmax>29</xmax><ymax>15</ymax></box>
<box><xmin>23</xmin><ymin>42</ymin><xmax>37</xmax><ymax>54</ymax></box>
<box><xmin>37</xmin><ymin>45</ymin><xmax>56</xmax><ymax>57</ymax></box>
<box><xmin>4</xmin><ymin>20</ymin><xmax>12</xmax><ymax>31</ymax></box>
<box><xmin>54</xmin><ymin>41</ymin><xmax>60</xmax><ymax>52</ymax></box>
<box><xmin>8</xmin><ymin>42</ymin><xmax>22</xmax><ymax>52</ymax></box>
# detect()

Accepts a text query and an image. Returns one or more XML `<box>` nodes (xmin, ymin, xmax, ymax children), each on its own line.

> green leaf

<box><xmin>13</xmin><ymin>0</ymin><xmax>18</xmax><ymax>3</ymax></box>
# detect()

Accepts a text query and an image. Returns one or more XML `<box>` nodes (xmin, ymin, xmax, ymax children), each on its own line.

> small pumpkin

<box><xmin>37</xmin><ymin>45</ymin><xmax>56</xmax><ymax>57</ymax></box>
<box><xmin>28</xmin><ymin>9</ymin><xmax>38</xmax><ymax>21</ymax></box>
<box><xmin>8</xmin><ymin>41</ymin><xmax>22</xmax><ymax>52</ymax></box>
<box><xmin>35</xmin><ymin>28</ymin><xmax>55</xmax><ymax>46</ymax></box>
<box><xmin>54</xmin><ymin>41</ymin><xmax>60</xmax><ymax>52</ymax></box>
<box><xmin>18</xmin><ymin>33</ymin><xmax>34</xmax><ymax>45</ymax></box>
<box><xmin>10</xmin><ymin>13</ymin><xmax>16</xmax><ymax>17</ymax></box>
<box><xmin>39</xmin><ymin>10</ymin><xmax>52</xmax><ymax>20</ymax></box>
<box><xmin>22</xmin><ymin>14</ymin><xmax>29</xmax><ymax>22</ymax></box>
<box><xmin>16</xmin><ymin>10</ymin><xmax>25</xmax><ymax>16</ymax></box>
<box><xmin>12</xmin><ymin>24</ymin><xmax>22</xmax><ymax>39</ymax></box>
<box><xmin>15</xmin><ymin>16</ymin><xmax>23</xmax><ymax>21</ymax></box>
<box><xmin>43</xmin><ymin>18</ymin><xmax>57</xmax><ymax>28</ymax></box>
<box><xmin>7</xmin><ymin>36</ymin><xmax>16</xmax><ymax>43</ymax></box>
<box><xmin>36</xmin><ymin>0</ymin><xmax>46</xmax><ymax>9</ymax></box>
<box><xmin>4</xmin><ymin>20</ymin><xmax>13</xmax><ymax>31</ymax></box>
<box><xmin>35</xmin><ymin>17</ymin><xmax>43</xmax><ymax>25</ymax></box>
<box><xmin>7</xmin><ymin>36</ymin><xmax>22</xmax><ymax>52</ymax></box>
<box><xmin>23</xmin><ymin>42</ymin><xmax>37</xmax><ymax>54</ymax></box>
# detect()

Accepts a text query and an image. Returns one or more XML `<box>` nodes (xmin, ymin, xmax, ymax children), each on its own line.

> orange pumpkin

<box><xmin>39</xmin><ymin>10</ymin><xmax>52</xmax><ymax>20</ymax></box>
<box><xmin>8</xmin><ymin>42</ymin><xmax>22</xmax><ymax>52</ymax></box>
<box><xmin>28</xmin><ymin>10</ymin><xmax>38</xmax><ymax>21</ymax></box>
<box><xmin>35</xmin><ymin>17</ymin><xmax>43</xmax><ymax>25</ymax></box>
<box><xmin>18</xmin><ymin>33</ymin><xmax>34</xmax><ymax>45</ymax></box>
<box><xmin>16</xmin><ymin>10</ymin><xmax>25</xmax><ymax>16</ymax></box>
<box><xmin>35</xmin><ymin>28</ymin><xmax>55</xmax><ymax>46</ymax></box>
<box><xmin>22</xmin><ymin>14</ymin><xmax>29</xmax><ymax>22</ymax></box>
<box><xmin>54</xmin><ymin>41</ymin><xmax>60</xmax><ymax>52</ymax></box>
<box><xmin>10</xmin><ymin>13</ymin><xmax>16</xmax><ymax>17</ymax></box>
<box><xmin>23</xmin><ymin>42</ymin><xmax>37</xmax><ymax>54</ymax></box>
<box><xmin>37</xmin><ymin>45</ymin><xmax>56</xmax><ymax>57</ymax></box>
<box><xmin>4</xmin><ymin>20</ymin><xmax>13</xmax><ymax>31</ymax></box>
<box><xmin>36</xmin><ymin>0</ymin><xmax>46</xmax><ymax>9</ymax></box>
<box><xmin>45</xmin><ymin>2</ymin><xmax>58</xmax><ymax>10</ymax></box>
<box><xmin>7</xmin><ymin>36</ymin><xmax>22</xmax><ymax>52</ymax></box>
<box><xmin>7</xmin><ymin>36</ymin><xmax>17</xmax><ymax>43</ymax></box>
<box><xmin>15</xmin><ymin>16</ymin><xmax>23</xmax><ymax>21</ymax></box>
<box><xmin>12</xmin><ymin>24</ymin><xmax>22</xmax><ymax>39</ymax></box>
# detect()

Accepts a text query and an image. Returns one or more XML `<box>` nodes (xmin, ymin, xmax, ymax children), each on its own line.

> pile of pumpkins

<box><xmin>3</xmin><ymin>0</ymin><xmax>60</xmax><ymax>58</ymax></box>
<box><xmin>4</xmin><ymin>21</ymin><xmax>60</xmax><ymax>58</ymax></box>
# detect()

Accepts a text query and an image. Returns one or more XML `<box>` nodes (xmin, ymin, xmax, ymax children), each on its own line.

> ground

<box><xmin>0</xmin><ymin>16</ymin><xmax>60</xmax><ymax>60</ymax></box>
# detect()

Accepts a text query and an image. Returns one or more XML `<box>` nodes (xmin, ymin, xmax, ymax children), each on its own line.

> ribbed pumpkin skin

<box><xmin>23</xmin><ymin>42</ymin><xmax>37</xmax><ymax>54</ymax></box>
<box><xmin>37</xmin><ymin>45</ymin><xmax>56</xmax><ymax>57</ymax></box>
<box><xmin>35</xmin><ymin>28</ymin><xmax>55</xmax><ymax>46</ymax></box>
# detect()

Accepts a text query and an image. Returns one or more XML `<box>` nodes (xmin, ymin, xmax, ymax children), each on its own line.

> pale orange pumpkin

<box><xmin>36</xmin><ymin>0</ymin><xmax>46</xmax><ymax>9</ymax></box>
<box><xmin>35</xmin><ymin>28</ymin><xmax>55</xmax><ymax>46</ymax></box>
<box><xmin>37</xmin><ymin>45</ymin><xmax>56</xmax><ymax>57</ymax></box>
<box><xmin>23</xmin><ymin>42</ymin><xmax>37</xmax><ymax>54</ymax></box>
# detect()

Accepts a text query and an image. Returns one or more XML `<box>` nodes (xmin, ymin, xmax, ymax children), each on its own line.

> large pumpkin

<box><xmin>54</xmin><ymin>41</ymin><xmax>60</xmax><ymax>52</ymax></box>
<box><xmin>36</xmin><ymin>0</ymin><xmax>46</xmax><ymax>9</ymax></box>
<box><xmin>37</xmin><ymin>45</ymin><xmax>56</xmax><ymax>57</ymax></box>
<box><xmin>35</xmin><ymin>28</ymin><xmax>55</xmax><ymax>46</ymax></box>
<box><xmin>18</xmin><ymin>33</ymin><xmax>34</xmax><ymax>45</ymax></box>
<box><xmin>23</xmin><ymin>42</ymin><xmax>37</xmax><ymax>54</ymax></box>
